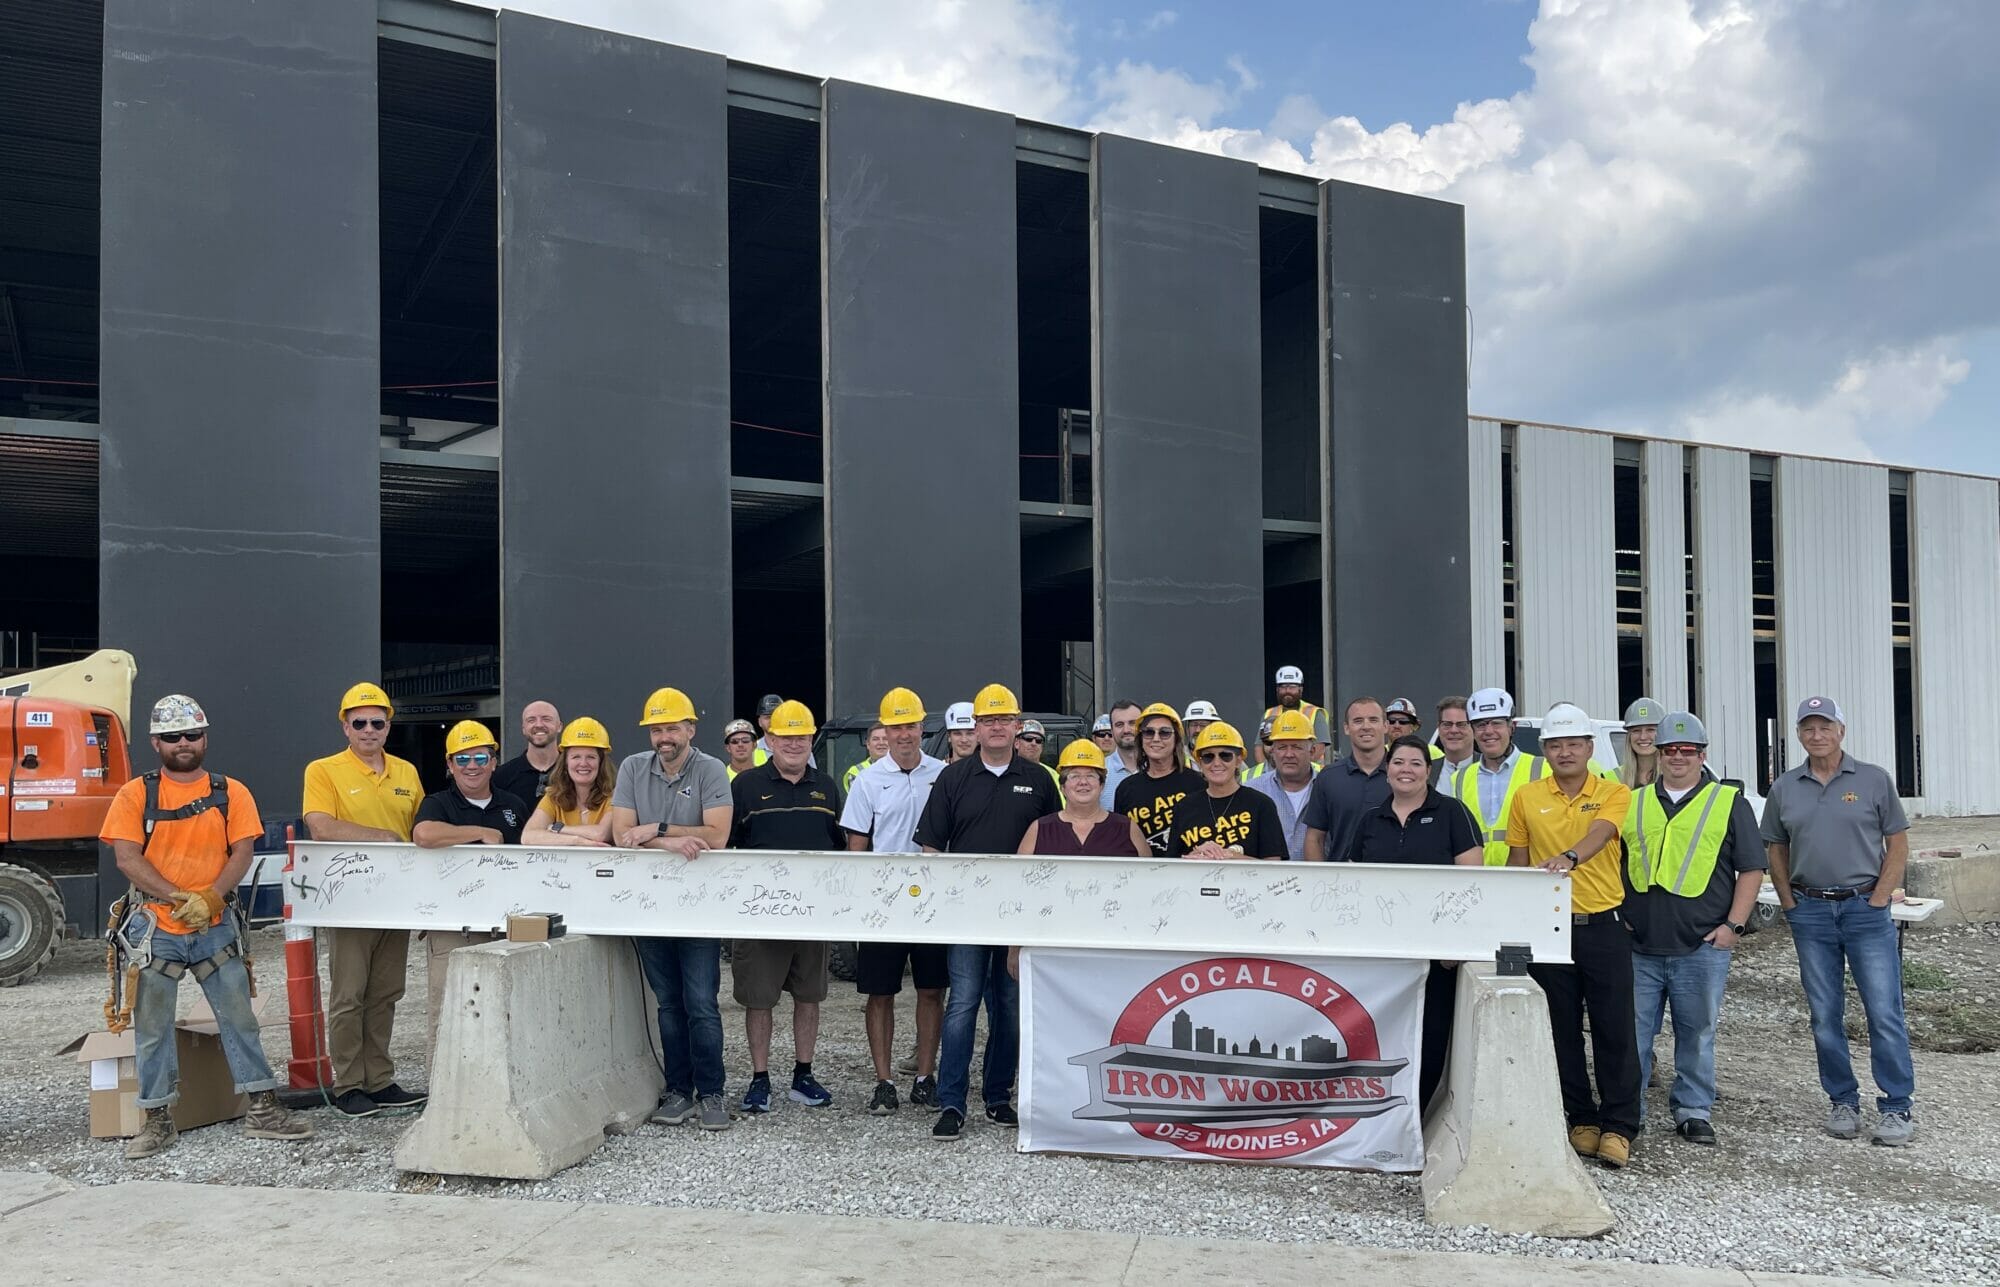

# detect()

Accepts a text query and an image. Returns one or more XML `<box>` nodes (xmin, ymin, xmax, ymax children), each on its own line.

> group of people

<box><xmin>99</xmin><ymin>667</ymin><xmax>1917</xmax><ymax>1169</ymax></box>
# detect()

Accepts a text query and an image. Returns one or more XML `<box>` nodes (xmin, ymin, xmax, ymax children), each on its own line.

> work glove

<box><xmin>169</xmin><ymin>887</ymin><xmax>220</xmax><ymax>930</ymax></box>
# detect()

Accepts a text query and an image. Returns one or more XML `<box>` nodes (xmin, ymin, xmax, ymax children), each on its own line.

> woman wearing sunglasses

<box><xmin>1112</xmin><ymin>702</ymin><xmax>1203</xmax><ymax>856</ymax></box>
<box><xmin>1164</xmin><ymin>722</ymin><xmax>1285</xmax><ymax>861</ymax></box>
<box><xmin>522</xmin><ymin>718</ymin><xmax>619</xmax><ymax>847</ymax></box>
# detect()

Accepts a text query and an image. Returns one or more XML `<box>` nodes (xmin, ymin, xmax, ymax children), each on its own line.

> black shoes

<box><xmin>332</xmin><ymin>1090</ymin><xmax>380</xmax><ymax>1117</ymax></box>
<box><xmin>909</xmin><ymin>1075</ymin><xmax>937</xmax><ymax>1107</ymax></box>
<box><xmin>985</xmin><ymin>1103</ymin><xmax>1018</xmax><ymax>1127</ymax></box>
<box><xmin>869</xmin><ymin>1081</ymin><xmax>899</xmax><ymax>1116</ymax></box>
<box><xmin>1676</xmin><ymin>1117</ymin><xmax>1717</xmax><ymax>1146</ymax></box>
<box><xmin>371</xmin><ymin>1083</ymin><xmax>428</xmax><ymax>1108</ymax></box>
<box><xmin>932</xmin><ymin>1109</ymin><xmax>965</xmax><ymax>1141</ymax></box>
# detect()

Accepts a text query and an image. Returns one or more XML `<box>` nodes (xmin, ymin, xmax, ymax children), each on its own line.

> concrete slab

<box><xmin>1905</xmin><ymin>849</ymin><xmax>2000</xmax><ymax>924</ymax></box>
<box><xmin>0</xmin><ymin>1170</ymin><xmax>72</xmax><ymax>1216</ymax></box>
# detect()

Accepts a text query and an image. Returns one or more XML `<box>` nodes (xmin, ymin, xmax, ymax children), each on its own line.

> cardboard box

<box><xmin>59</xmin><ymin>995</ymin><xmax>272</xmax><ymax>1139</ymax></box>
<box><xmin>505</xmin><ymin>912</ymin><xmax>564</xmax><ymax>942</ymax></box>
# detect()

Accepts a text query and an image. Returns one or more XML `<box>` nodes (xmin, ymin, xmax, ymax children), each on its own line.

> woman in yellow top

<box><xmin>522</xmin><ymin>718</ymin><xmax>617</xmax><ymax>847</ymax></box>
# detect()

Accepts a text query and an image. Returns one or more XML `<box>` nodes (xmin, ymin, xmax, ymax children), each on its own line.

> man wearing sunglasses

<box><xmin>413</xmin><ymin>721</ymin><xmax>530</xmax><ymax>1050</ymax></box>
<box><xmin>302</xmin><ymin>681</ymin><xmax>427</xmax><ymax>1118</ymax></box>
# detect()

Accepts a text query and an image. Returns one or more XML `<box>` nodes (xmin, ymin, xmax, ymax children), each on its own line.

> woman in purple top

<box><xmin>1010</xmin><ymin>741</ymin><xmax>1145</xmax><ymax>979</ymax></box>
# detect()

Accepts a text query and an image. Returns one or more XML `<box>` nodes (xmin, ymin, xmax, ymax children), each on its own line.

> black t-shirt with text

<box><xmin>1113</xmin><ymin>768</ymin><xmax>1204</xmax><ymax>856</ymax></box>
<box><xmin>1164</xmin><ymin>786</ymin><xmax>1286</xmax><ymax>860</ymax></box>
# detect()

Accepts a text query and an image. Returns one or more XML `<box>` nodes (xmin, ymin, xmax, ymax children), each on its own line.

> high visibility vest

<box><xmin>843</xmin><ymin>758</ymin><xmax>877</xmax><ymax>793</ymax></box>
<box><xmin>1453</xmin><ymin>755</ymin><xmax>1546</xmax><ymax>867</ymax></box>
<box><xmin>1624</xmin><ymin>782</ymin><xmax>1737</xmax><ymax>897</ymax></box>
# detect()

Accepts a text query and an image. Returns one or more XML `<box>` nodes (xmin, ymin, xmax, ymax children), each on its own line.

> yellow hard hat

<box><xmin>1056</xmin><ymin>739</ymin><xmax>1106</xmax><ymax>773</ymax></box>
<box><xmin>339</xmin><ymin>681</ymin><xmax>394</xmax><ymax>719</ymax></box>
<box><xmin>878</xmin><ymin>686</ymin><xmax>925</xmax><ymax>727</ymax></box>
<box><xmin>767</xmin><ymin>699</ymin><xmax>817</xmax><ymax>737</ymax></box>
<box><xmin>1193</xmin><ymin>721</ymin><xmax>1245</xmax><ymax>753</ymax></box>
<box><xmin>445</xmin><ymin>720</ymin><xmax>497</xmax><ymax>754</ymax></box>
<box><xmin>559</xmin><ymin>717</ymin><xmax>610</xmax><ymax>751</ymax></box>
<box><xmin>1137</xmin><ymin>701</ymin><xmax>1182</xmax><ymax>735</ymax></box>
<box><xmin>639</xmin><ymin>687</ymin><xmax>698</xmax><ymax>726</ymax></box>
<box><xmin>1267</xmin><ymin>709</ymin><xmax>1316</xmax><ymax>742</ymax></box>
<box><xmin>973</xmin><ymin>683</ymin><xmax>1021</xmax><ymax>717</ymax></box>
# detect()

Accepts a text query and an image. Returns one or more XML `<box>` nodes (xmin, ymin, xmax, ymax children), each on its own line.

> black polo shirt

<box><xmin>414</xmin><ymin>784</ymin><xmax>530</xmax><ymax>844</ymax></box>
<box><xmin>492</xmin><ymin>753</ymin><xmax>554</xmax><ymax>805</ymax></box>
<box><xmin>729</xmin><ymin>761</ymin><xmax>845</xmax><ymax>852</ymax></box>
<box><xmin>1342</xmin><ymin>788</ymin><xmax>1479</xmax><ymax>865</ymax></box>
<box><xmin>913</xmin><ymin>754</ymin><xmax>1059</xmax><ymax>854</ymax></box>
<box><xmin>1301</xmin><ymin>754</ymin><xmax>1392</xmax><ymax>859</ymax></box>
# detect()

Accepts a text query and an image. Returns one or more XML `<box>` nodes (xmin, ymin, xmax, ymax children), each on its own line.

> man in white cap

<box><xmin>1450</xmin><ymin>687</ymin><xmax>1540</xmax><ymax>866</ymax></box>
<box><xmin>943</xmin><ymin>700</ymin><xmax>978</xmax><ymax>763</ymax></box>
<box><xmin>1181</xmin><ymin>700</ymin><xmax>1222</xmax><ymax>763</ymax></box>
<box><xmin>1260</xmin><ymin>665</ymin><xmax>1330</xmax><ymax>767</ymax></box>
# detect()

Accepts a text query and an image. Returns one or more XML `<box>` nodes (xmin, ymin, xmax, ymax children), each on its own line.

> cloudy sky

<box><xmin>481</xmin><ymin>0</ymin><xmax>1999</xmax><ymax>475</ymax></box>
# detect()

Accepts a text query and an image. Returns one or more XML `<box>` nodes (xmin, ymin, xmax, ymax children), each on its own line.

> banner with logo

<box><xmin>1020</xmin><ymin>948</ymin><xmax>1427</xmax><ymax>1171</ymax></box>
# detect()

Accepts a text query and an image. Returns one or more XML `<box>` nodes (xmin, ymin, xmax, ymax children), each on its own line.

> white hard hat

<box><xmin>1466</xmin><ymin>687</ymin><xmax>1514</xmax><ymax>721</ymax></box>
<box><xmin>1274</xmin><ymin>665</ymin><xmax>1304</xmax><ymax>686</ymax></box>
<box><xmin>1182</xmin><ymin>699</ymin><xmax>1221</xmax><ymax>724</ymax></box>
<box><xmin>149</xmin><ymin>694</ymin><xmax>209</xmax><ymax>736</ymax></box>
<box><xmin>1541</xmin><ymin>702</ymin><xmax>1595</xmax><ymax>741</ymax></box>
<box><xmin>944</xmin><ymin>701</ymin><xmax>976</xmax><ymax>730</ymax></box>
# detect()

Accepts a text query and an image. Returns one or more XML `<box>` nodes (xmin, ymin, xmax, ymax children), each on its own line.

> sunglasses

<box><xmin>451</xmin><ymin>751</ymin><xmax>493</xmax><ymax>767</ymax></box>
<box><xmin>350</xmin><ymin>718</ymin><xmax>388</xmax><ymax>731</ymax></box>
<box><xmin>1198</xmin><ymin>749</ymin><xmax>1238</xmax><ymax>763</ymax></box>
<box><xmin>1659</xmin><ymin>745</ymin><xmax>1704</xmax><ymax>758</ymax></box>
<box><xmin>725</xmin><ymin>735</ymin><xmax>754</xmax><ymax>746</ymax></box>
<box><xmin>1018</xmin><ymin>735</ymin><xmax>1044</xmax><ymax>745</ymax></box>
<box><xmin>157</xmin><ymin>730</ymin><xmax>206</xmax><ymax>744</ymax></box>
<box><xmin>1140</xmin><ymin>726</ymin><xmax>1177</xmax><ymax>740</ymax></box>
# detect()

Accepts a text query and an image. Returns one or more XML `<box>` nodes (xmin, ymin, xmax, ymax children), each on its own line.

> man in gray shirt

<box><xmin>1759</xmin><ymin>695</ymin><xmax>1914</xmax><ymax>1147</ymax></box>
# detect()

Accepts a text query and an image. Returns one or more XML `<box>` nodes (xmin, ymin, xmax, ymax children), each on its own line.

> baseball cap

<box><xmin>1384</xmin><ymin>698</ymin><xmax>1418</xmax><ymax>721</ymax></box>
<box><xmin>1274</xmin><ymin>665</ymin><xmax>1304</xmax><ymax>686</ymax></box>
<box><xmin>944</xmin><ymin>701</ymin><xmax>975</xmax><ymax>730</ymax></box>
<box><xmin>1183</xmin><ymin>699</ymin><xmax>1221</xmax><ymax>724</ymax></box>
<box><xmin>1467</xmin><ymin>687</ymin><xmax>1514</xmax><ymax>721</ymax></box>
<box><xmin>1795</xmin><ymin>696</ymin><xmax>1845</xmax><ymax>724</ymax></box>
<box><xmin>1092</xmin><ymin>713</ymin><xmax>1112</xmax><ymax>733</ymax></box>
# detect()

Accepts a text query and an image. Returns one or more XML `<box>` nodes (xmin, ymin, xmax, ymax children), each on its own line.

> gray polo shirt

<box><xmin>1759</xmin><ymin>753</ymin><xmax>1908</xmax><ymax>890</ymax></box>
<box><xmin>612</xmin><ymin>747</ymin><xmax>733</xmax><ymax>829</ymax></box>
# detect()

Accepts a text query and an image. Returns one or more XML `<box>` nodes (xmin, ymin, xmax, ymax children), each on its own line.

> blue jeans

<box><xmin>1633</xmin><ymin>943</ymin><xmax>1732</xmax><ymax>1124</ymax></box>
<box><xmin>634</xmin><ymin>937</ymin><xmax>725</xmax><ymax>1099</ymax></box>
<box><xmin>134</xmin><ymin>911</ymin><xmax>278</xmax><ymax>1108</ymax></box>
<box><xmin>938</xmin><ymin>945</ymin><xmax>1017</xmax><ymax>1115</ymax></box>
<box><xmin>1785</xmin><ymin>897</ymin><xmax>1915</xmax><ymax>1114</ymax></box>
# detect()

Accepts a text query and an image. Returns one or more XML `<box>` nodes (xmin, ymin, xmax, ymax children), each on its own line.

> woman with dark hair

<box><xmin>522</xmin><ymin>718</ymin><xmax>618</xmax><ymax>847</ymax></box>
<box><xmin>1111</xmin><ymin>702</ymin><xmax>1202</xmax><ymax>856</ymax></box>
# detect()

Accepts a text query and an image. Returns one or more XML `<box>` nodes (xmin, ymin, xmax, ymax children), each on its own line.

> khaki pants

<box><xmin>426</xmin><ymin>930</ymin><xmax>501</xmax><ymax>1050</ymax></box>
<box><xmin>326</xmin><ymin>927</ymin><xmax>409</xmax><ymax>1096</ymax></box>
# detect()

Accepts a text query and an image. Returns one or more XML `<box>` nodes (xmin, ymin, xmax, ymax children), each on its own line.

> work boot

<box><xmin>125</xmin><ymin>1107</ymin><xmax>178</xmax><ymax>1160</ymax></box>
<box><xmin>244</xmin><ymin>1091</ymin><xmax>314</xmax><ymax>1141</ymax></box>
<box><xmin>1568</xmin><ymin>1124</ymin><xmax>1601</xmax><ymax>1158</ymax></box>
<box><xmin>1596</xmin><ymin>1132</ymin><xmax>1632</xmax><ymax>1169</ymax></box>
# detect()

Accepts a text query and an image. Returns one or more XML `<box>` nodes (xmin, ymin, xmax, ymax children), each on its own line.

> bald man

<box><xmin>493</xmin><ymin>701</ymin><xmax>562</xmax><ymax>804</ymax></box>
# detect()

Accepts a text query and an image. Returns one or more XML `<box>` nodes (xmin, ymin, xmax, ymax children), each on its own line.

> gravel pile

<box><xmin>5</xmin><ymin>924</ymin><xmax>1998</xmax><ymax>1283</ymax></box>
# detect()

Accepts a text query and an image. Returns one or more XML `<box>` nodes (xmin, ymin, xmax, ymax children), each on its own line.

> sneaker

<box><xmin>244</xmin><ymin>1091</ymin><xmax>314</xmax><ymax>1141</ymax></box>
<box><xmin>984</xmin><ymin>1102</ymin><xmax>1019</xmax><ymax>1127</ymax></box>
<box><xmin>332</xmin><ymin>1090</ymin><xmax>381</xmax><ymax>1118</ymax></box>
<box><xmin>649</xmin><ymin>1092</ymin><xmax>697</xmax><ymax>1126</ymax></box>
<box><xmin>897</xmin><ymin>1052</ymin><xmax>920</xmax><ymax>1075</ymax></box>
<box><xmin>1596</xmin><ymin>1132</ymin><xmax>1632</xmax><ymax>1169</ymax></box>
<box><xmin>740</xmin><ymin>1075</ymin><xmax>772</xmax><ymax>1115</ymax></box>
<box><xmin>1674</xmin><ymin>1118</ymin><xmax>1717</xmax><ymax>1146</ymax></box>
<box><xmin>371</xmin><ymin>1083</ymin><xmax>427</xmax><ymax>1108</ymax></box>
<box><xmin>909</xmin><ymin>1075</ymin><xmax>938</xmax><ymax>1107</ymax></box>
<box><xmin>869</xmin><ymin>1081</ymin><xmax>899</xmax><ymax>1116</ymax></box>
<box><xmin>1568</xmin><ymin>1124</ymin><xmax>1601</xmax><ymax>1157</ymax></box>
<box><xmin>124</xmin><ymin>1106</ymin><xmax>177</xmax><ymax>1159</ymax></box>
<box><xmin>790</xmin><ymin>1072</ymin><xmax>833</xmax><ymax>1108</ymax></box>
<box><xmin>1826</xmin><ymin>1102</ymin><xmax>1863</xmax><ymax>1140</ymax></box>
<box><xmin>1872</xmin><ymin>1111</ymin><xmax>1916</xmax><ymax>1148</ymax></box>
<box><xmin>698</xmin><ymin>1094</ymin><xmax>733</xmax><ymax>1131</ymax></box>
<box><xmin>931</xmin><ymin>1108</ymin><xmax>965</xmax><ymax>1142</ymax></box>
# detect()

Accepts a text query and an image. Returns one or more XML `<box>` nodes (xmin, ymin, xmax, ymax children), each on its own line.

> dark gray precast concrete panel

<box><xmin>822</xmin><ymin>82</ymin><xmax>1020</xmax><ymax>720</ymax></box>
<box><xmin>1320</xmin><ymin>180</ymin><xmax>1470</xmax><ymax>714</ymax></box>
<box><xmin>498</xmin><ymin>15</ymin><xmax>732</xmax><ymax>733</ymax></box>
<box><xmin>99</xmin><ymin>1</ymin><xmax>379</xmax><ymax>810</ymax></box>
<box><xmin>1092</xmin><ymin>135</ymin><xmax>1264</xmax><ymax>731</ymax></box>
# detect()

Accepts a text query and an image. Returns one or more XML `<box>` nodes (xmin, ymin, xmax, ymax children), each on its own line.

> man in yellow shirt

<box><xmin>1507</xmin><ymin>702</ymin><xmax>1639</xmax><ymax>1169</ymax></box>
<box><xmin>301</xmin><ymin>682</ymin><xmax>425</xmax><ymax>1118</ymax></box>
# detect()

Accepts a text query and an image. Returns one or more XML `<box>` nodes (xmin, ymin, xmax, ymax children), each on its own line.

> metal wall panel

<box><xmin>1092</xmin><ymin>135</ymin><xmax>1263</xmax><ymax>729</ymax></box>
<box><xmin>823</xmin><ymin>82</ymin><xmax>1019</xmax><ymax>719</ymax></box>
<box><xmin>1322</xmin><ymin>181</ymin><xmax>1471</xmax><ymax>713</ymax></box>
<box><xmin>1513</xmin><ymin>426</ymin><xmax>1618</xmax><ymax>719</ymax></box>
<box><xmin>1640</xmin><ymin>438</ymin><xmax>1689</xmax><ymax>712</ymax></box>
<box><xmin>1691</xmin><ymin>446</ymin><xmax>1757</xmax><ymax>783</ymax></box>
<box><xmin>1911</xmin><ymin>472</ymin><xmax>2000</xmax><ymax>814</ymax></box>
<box><xmin>99</xmin><ymin>1</ymin><xmax>379</xmax><ymax>808</ymax></box>
<box><xmin>498</xmin><ymin>15</ymin><xmax>732</xmax><ymax>731</ymax></box>
<box><xmin>1776</xmin><ymin>458</ymin><xmax>1895</xmax><ymax>771</ymax></box>
<box><xmin>1467</xmin><ymin>419</ymin><xmax>1506</xmax><ymax>689</ymax></box>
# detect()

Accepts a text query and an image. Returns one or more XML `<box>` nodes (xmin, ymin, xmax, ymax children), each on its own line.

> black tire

<box><xmin>828</xmin><ymin>940</ymin><xmax>859</xmax><ymax>983</ymax></box>
<box><xmin>0</xmin><ymin>861</ymin><xmax>65</xmax><ymax>987</ymax></box>
<box><xmin>1747</xmin><ymin>901</ymin><xmax>1780</xmax><ymax>932</ymax></box>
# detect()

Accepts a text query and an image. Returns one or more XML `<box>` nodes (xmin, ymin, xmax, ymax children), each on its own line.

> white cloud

<box><xmin>1678</xmin><ymin>342</ymin><xmax>1971</xmax><ymax>462</ymax></box>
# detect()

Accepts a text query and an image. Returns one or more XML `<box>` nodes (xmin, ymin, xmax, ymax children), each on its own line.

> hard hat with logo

<box><xmin>1137</xmin><ymin>701</ymin><xmax>1183</xmax><ymax>735</ymax></box>
<box><xmin>1655</xmin><ymin>711</ymin><xmax>1709</xmax><ymax>747</ymax></box>
<box><xmin>1540</xmin><ymin>702</ymin><xmax>1595</xmax><ymax>741</ymax></box>
<box><xmin>339</xmin><ymin>681</ymin><xmax>395</xmax><ymax>719</ymax></box>
<box><xmin>878</xmin><ymin>687</ymin><xmax>925</xmax><ymax>727</ymax></box>
<box><xmin>766</xmin><ymin>699</ymin><xmax>817</xmax><ymax>738</ymax></box>
<box><xmin>972</xmin><ymin>683</ymin><xmax>1021</xmax><ymax>717</ymax></box>
<box><xmin>1020</xmin><ymin>718</ymin><xmax>1046</xmax><ymax>737</ymax></box>
<box><xmin>1623</xmin><ymin>697</ymin><xmax>1663</xmax><ymax>728</ymax></box>
<box><xmin>1182</xmin><ymin>699</ymin><xmax>1221</xmax><ymax>725</ymax></box>
<box><xmin>1384</xmin><ymin>697</ymin><xmax>1419</xmax><ymax>721</ymax></box>
<box><xmin>1092</xmin><ymin>713</ymin><xmax>1112</xmax><ymax>733</ymax></box>
<box><xmin>559</xmin><ymin>717</ymin><xmax>611</xmax><ymax>751</ymax></box>
<box><xmin>1267</xmin><ymin>709</ymin><xmax>1317</xmax><ymax>742</ymax></box>
<box><xmin>1274</xmin><ymin>665</ymin><xmax>1305</xmax><ymax>686</ymax></box>
<box><xmin>149</xmin><ymin>694</ymin><xmax>209</xmax><ymax>736</ymax></box>
<box><xmin>1193</xmin><ymin>721</ymin><xmax>1246</xmax><ymax>753</ymax></box>
<box><xmin>1466</xmin><ymin>687</ymin><xmax>1514</xmax><ymax>721</ymax></box>
<box><xmin>1257</xmin><ymin>718</ymin><xmax>1275</xmax><ymax>743</ymax></box>
<box><xmin>445</xmin><ymin>720</ymin><xmax>498</xmax><ymax>754</ymax></box>
<box><xmin>944</xmin><ymin>701</ymin><xmax>976</xmax><ymax>730</ymax></box>
<box><xmin>722</xmin><ymin>718</ymin><xmax>756</xmax><ymax>740</ymax></box>
<box><xmin>639</xmin><ymin>687</ymin><xmax>698</xmax><ymax>726</ymax></box>
<box><xmin>1057</xmin><ymin>739</ymin><xmax>1106</xmax><ymax>773</ymax></box>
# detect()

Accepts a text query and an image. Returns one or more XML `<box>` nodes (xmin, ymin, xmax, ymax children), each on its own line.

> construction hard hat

<box><xmin>1137</xmin><ymin>702</ymin><xmax>1183</xmax><ymax>735</ymax></box>
<box><xmin>944</xmin><ymin>701</ymin><xmax>976</xmax><ymax>730</ymax></box>
<box><xmin>559</xmin><ymin>717</ymin><xmax>611</xmax><ymax>751</ymax></box>
<box><xmin>1466</xmin><ymin>687</ymin><xmax>1514</xmax><ymax>721</ymax></box>
<box><xmin>1182</xmin><ymin>699</ymin><xmax>1221</xmax><ymax>725</ymax></box>
<box><xmin>640</xmin><ymin>687</ymin><xmax>699</xmax><ymax>726</ymax></box>
<box><xmin>1623</xmin><ymin>697</ymin><xmax>1663</xmax><ymax>727</ymax></box>
<box><xmin>1057</xmin><ymin>739</ymin><xmax>1106</xmax><ymax>773</ymax></box>
<box><xmin>1193</xmin><ymin>721</ymin><xmax>1246</xmax><ymax>753</ymax></box>
<box><xmin>722</xmin><ymin>718</ymin><xmax>756</xmax><ymax>740</ymax></box>
<box><xmin>339</xmin><ymin>681</ymin><xmax>395</xmax><ymax>719</ymax></box>
<box><xmin>1020</xmin><ymin>718</ymin><xmax>1046</xmax><ymax>737</ymax></box>
<box><xmin>973</xmin><ymin>683</ymin><xmax>1021</xmax><ymax>717</ymax></box>
<box><xmin>1267</xmin><ymin>709</ymin><xmax>1316</xmax><ymax>742</ymax></box>
<box><xmin>878</xmin><ymin>687</ymin><xmax>925</xmax><ymax>727</ymax></box>
<box><xmin>1257</xmin><ymin>718</ymin><xmax>1275</xmax><ymax>743</ymax></box>
<box><xmin>767</xmin><ymin>699</ymin><xmax>817</xmax><ymax>738</ymax></box>
<box><xmin>1540</xmin><ymin>702</ymin><xmax>1595</xmax><ymax>741</ymax></box>
<box><xmin>1274</xmin><ymin>665</ymin><xmax>1305</xmax><ymax>686</ymax></box>
<box><xmin>1656</xmin><ymin>711</ymin><xmax>1709</xmax><ymax>747</ymax></box>
<box><xmin>756</xmin><ymin>693</ymin><xmax>785</xmax><ymax>717</ymax></box>
<box><xmin>149</xmin><ymin>694</ymin><xmax>208</xmax><ymax>736</ymax></box>
<box><xmin>445</xmin><ymin>720</ymin><xmax>498</xmax><ymax>754</ymax></box>
<box><xmin>1092</xmin><ymin>713</ymin><xmax>1112</xmax><ymax>733</ymax></box>
<box><xmin>1385</xmin><ymin>697</ymin><xmax>1419</xmax><ymax>720</ymax></box>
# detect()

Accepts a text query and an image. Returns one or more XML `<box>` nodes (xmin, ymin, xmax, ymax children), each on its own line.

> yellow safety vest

<box><xmin>1624</xmin><ymin>782</ymin><xmax>1737</xmax><ymax>897</ymax></box>
<box><xmin>843</xmin><ymin>758</ymin><xmax>878</xmax><ymax>793</ymax></box>
<box><xmin>1453</xmin><ymin>755</ymin><xmax>1546</xmax><ymax>867</ymax></box>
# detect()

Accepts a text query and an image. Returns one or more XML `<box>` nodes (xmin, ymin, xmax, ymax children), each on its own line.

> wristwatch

<box><xmin>1724</xmin><ymin>920</ymin><xmax>1748</xmax><ymax>934</ymax></box>
<box><xmin>655</xmin><ymin>821</ymin><xmax>669</xmax><ymax>838</ymax></box>
<box><xmin>549</xmin><ymin>821</ymin><xmax>564</xmax><ymax>834</ymax></box>
<box><xmin>1559</xmin><ymin>849</ymin><xmax>1580</xmax><ymax>869</ymax></box>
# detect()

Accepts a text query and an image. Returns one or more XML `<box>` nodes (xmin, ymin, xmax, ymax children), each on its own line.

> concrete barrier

<box><xmin>1420</xmin><ymin>964</ymin><xmax>1615</xmax><ymax>1238</ymax></box>
<box><xmin>395</xmin><ymin>935</ymin><xmax>663</xmax><ymax>1180</ymax></box>
<box><xmin>1904</xmin><ymin>848</ymin><xmax>2000</xmax><ymax>925</ymax></box>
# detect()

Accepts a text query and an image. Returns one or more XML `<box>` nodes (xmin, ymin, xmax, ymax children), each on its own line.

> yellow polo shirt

<box><xmin>302</xmin><ymin>748</ymin><xmax>422</xmax><ymax>840</ymax></box>
<box><xmin>1506</xmin><ymin>772</ymin><xmax>1631</xmax><ymax>914</ymax></box>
